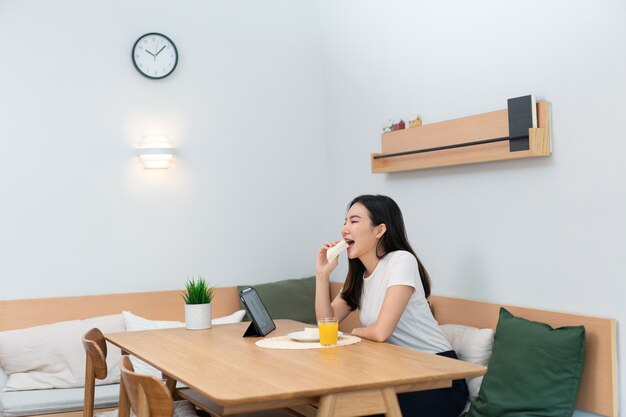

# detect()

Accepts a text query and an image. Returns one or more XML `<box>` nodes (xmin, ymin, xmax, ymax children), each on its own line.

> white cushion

<box><xmin>212</xmin><ymin>309</ymin><xmax>246</xmax><ymax>325</ymax></box>
<box><xmin>0</xmin><ymin>315</ymin><xmax>125</xmax><ymax>391</ymax></box>
<box><xmin>122</xmin><ymin>311</ymin><xmax>185</xmax><ymax>332</ymax></box>
<box><xmin>121</xmin><ymin>310</ymin><xmax>245</xmax><ymax>377</ymax></box>
<box><xmin>439</xmin><ymin>323</ymin><xmax>494</xmax><ymax>406</ymax></box>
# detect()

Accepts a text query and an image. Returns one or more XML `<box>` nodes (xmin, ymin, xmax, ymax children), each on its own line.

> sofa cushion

<box><xmin>213</xmin><ymin>309</ymin><xmax>246</xmax><ymax>325</ymax></box>
<box><xmin>122</xmin><ymin>311</ymin><xmax>185</xmax><ymax>332</ymax></box>
<box><xmin>0</xmin><ymin>314</ymin><xmax>125</xmax><ymax>391</ymax></box>
<box><xmin>466</xmin><ymin>308</ymin><xmax>586</xmax><ymax>417</ymax></box>
<box><xmin>0</xmin><ymin>383</ymin><xmax>119</xmax><ymax>417</ymax></box>
<box><xmin>238</xmin><ymin>276</ymin><xmax>316</xmax><ymax>324</ymax></box>
<box><xmin>439</xmin><ymin>324</ymin><xmax>494</xmax><ymax>403</ymax></box>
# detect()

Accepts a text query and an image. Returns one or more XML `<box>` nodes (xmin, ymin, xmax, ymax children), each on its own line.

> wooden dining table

<box><xmin>105</xmin><ymin>319</ymin><xmax>486</xmax><ymax>417</ymax></box>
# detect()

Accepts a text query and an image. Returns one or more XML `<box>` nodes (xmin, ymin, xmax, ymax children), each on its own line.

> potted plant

<box><xmin>182</xmin><ymin>276</ymin><xmax>215</xmax><ymax>330</ymax></box>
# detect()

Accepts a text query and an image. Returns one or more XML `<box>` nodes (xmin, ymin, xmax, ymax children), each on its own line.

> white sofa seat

<box><xmin>0</xmin><ymin>368</ymin><xmax>119</xmax><ymax>417</ymax></box>
<box><xmin>0</xmin><ymin>369</ymin><xmax>192</xmax><ymax>417</ymax></box>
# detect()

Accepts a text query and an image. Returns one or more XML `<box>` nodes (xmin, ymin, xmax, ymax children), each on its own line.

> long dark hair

<box><xmin>340</xmin><ymin>194</ymin><xmax>431</xmax><ymax>310</ymax></box>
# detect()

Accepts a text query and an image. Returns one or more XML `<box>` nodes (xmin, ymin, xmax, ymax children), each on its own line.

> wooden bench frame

<box><xmin>0</xmin><ymin>285</ymin><xmax>617</xmax><ymax>417</ymax></box>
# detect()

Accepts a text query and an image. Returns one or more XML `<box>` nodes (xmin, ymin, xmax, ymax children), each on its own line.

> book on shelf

<box><xmin>507</xmin><ymin>94</ymin><xmax>537</xmax><ymax>151</ymax></box>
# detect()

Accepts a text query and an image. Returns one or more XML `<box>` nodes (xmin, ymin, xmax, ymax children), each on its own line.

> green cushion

<box><xmin>466</xmin><ymin>308</ymin><xmax>585</xmax><ymax>417</ymax></box>
<box><xmin>237</xmin><ymin>276</ymin><xmax>317</xmax><ymax>325</ymax></box>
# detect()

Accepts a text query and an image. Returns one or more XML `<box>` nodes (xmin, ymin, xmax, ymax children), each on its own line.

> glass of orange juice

<box><xmin>318</xmin><ymin>318</ymin><xmax>339</xmax><ymax>346</ymax></box>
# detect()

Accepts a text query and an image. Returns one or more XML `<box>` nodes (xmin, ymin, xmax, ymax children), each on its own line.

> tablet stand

<box><xmin>243</xmin><ymin>322</ymin><xmax>263</xmax><ymax>337</ymax></box>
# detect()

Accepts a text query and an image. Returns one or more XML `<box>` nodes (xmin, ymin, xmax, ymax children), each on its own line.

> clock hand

<box><xmin>155</xmin><ymin>45</ymin><xmax>166</xmax><ymax>56</ymax></box>
<box><xmin>145</xmin><ymin>50</ymin><xmax>156</xmax><ymax>57</ymax></box>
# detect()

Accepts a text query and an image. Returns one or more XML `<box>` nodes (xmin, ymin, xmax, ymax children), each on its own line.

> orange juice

<box><xmin>318</xmin><ymin>318</ymin><xmax>339</xmax><ymax>346</ymax></box>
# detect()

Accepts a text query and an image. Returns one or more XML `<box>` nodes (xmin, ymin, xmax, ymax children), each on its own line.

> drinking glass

<box><xmin>318</xmin><ymin>318</ymin><xmax>339</xmax><ymax>346</ymax></box>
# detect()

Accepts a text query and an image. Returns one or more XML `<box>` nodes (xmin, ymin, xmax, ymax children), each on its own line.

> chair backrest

<box><xmin>82</xmin><ymin>328</ymin><xmax>109</xmax><ymax>417</ymax></box>
<box><xmin>120</xmin><ymin>355</ymin><xmax>174</xmax><ymax>417</ymax></box>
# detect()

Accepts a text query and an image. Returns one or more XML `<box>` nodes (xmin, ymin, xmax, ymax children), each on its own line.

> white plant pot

<box><xmin>185</xmin><ymin>303</ymin><xmax>212</xmax><ymax>330</ymax></box>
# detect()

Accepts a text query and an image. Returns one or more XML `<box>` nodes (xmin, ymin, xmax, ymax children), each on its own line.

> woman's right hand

<box><xmin>316</xmin><ymin>240</ymin><xmax>341</xmax><ymax>279</ymax></box>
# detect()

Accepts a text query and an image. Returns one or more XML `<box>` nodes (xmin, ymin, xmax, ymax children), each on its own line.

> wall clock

<box><xmin>132</xmin><ymin>33</ymin><xmax>178</xmax><ymax>79</ymax></box>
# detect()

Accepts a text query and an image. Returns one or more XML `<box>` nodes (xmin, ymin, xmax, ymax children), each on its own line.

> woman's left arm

<box><xmin>351</xmin><ymin>285</ymin><xmax>414</xmax><ymax>342</ymax></box>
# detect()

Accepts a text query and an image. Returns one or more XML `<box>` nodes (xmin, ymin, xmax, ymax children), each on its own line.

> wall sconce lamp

<box><xmin>137</xmin><ymin>135</ymin><xmax>175</xmax><ymax>169</ymax></box>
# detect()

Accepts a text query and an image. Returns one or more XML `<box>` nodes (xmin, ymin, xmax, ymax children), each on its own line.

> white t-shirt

<box><xmin>359</xmin><ymin>250</ymin><xmax>452</xmax><ymax>354</ymax></box>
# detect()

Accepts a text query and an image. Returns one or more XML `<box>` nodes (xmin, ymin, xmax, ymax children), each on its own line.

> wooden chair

<box><xmin>120</xmin><ymin>355</ymin><xmax>174</xmax><ymax>417</ymax></box>
<box><xmin>83</xmin><ymin>330</ymin><xmax>187</xmax><ymax>417</ymax></box>
<box><xmin>83</xmin><ymin>328</ymin><xmax>213</xmax><ymax>417</ymax></box>
<box><xmin>82</xmin><ymin>328</ymin><xmax>114</xmax><ymax>417</ymax></box>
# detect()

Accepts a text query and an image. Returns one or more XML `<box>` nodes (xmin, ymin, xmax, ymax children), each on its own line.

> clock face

<box><xmin>132</xmin><ymin>33</ymin><xmax>178</xmax><ymax>79</ymax></box>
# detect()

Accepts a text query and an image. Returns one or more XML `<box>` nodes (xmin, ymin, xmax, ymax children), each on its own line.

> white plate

<box><xmin>288</xmin><ymin>330</ymin><xmax>343</xmax><ymax>342</ymax></box>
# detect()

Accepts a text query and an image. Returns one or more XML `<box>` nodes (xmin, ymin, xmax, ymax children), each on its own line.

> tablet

<box><xmin>239</xmin><ymin>287</ymin><xmax>276</xmax><ymax>337</ymax></box>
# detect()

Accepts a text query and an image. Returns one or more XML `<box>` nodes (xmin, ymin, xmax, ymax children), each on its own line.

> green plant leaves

<box><xmin>182</xmin><ymin>276</ymin><xmax>215</xmax><ymax>305</ymax></box>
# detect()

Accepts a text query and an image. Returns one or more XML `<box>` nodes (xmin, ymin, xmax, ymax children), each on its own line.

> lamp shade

<box><xmin>137</xmin><ymin>135</ymin><xmax>175</xmax><ymax>169</ymax></box>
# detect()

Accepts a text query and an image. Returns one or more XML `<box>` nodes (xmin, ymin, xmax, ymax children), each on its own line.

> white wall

<box><xmin>316</xmin><ymin>1</ymin><xmax>625</xmax><ymax>416</ymax></box>
<box><xmin>0</xmin><ymin>0</ymin><xmax>328</xmax><ymax>298</ymax></box>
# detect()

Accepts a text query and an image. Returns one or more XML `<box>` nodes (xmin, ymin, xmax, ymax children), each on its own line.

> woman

<box><xmin>315</xmin><ymin>194</ymin><xmax>468</xmax><ymax>417</ymax></box>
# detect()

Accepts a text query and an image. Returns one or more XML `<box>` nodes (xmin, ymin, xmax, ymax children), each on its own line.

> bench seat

<box><xmin>0</xmin><ymin>383</ymin><xmax>118</xmax><ymax>417</ymax></box>
<box><xmin>0</xmin><ymin>284</ymin><xmax>616</xmax><ymax>417</ymax></box>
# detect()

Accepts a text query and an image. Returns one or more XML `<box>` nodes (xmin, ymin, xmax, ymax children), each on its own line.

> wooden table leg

<box><xmin>316</xmin><ymin>394</ymin><xmax>337</xmax><ymax>417</ymax></box>
<box><xmin>164</xmin><ymin>373</ymin><xmax>177</xmax><ymax>396</ymax></box>
<box><xmin>381</xmin><ymin>388</ymin><xmax>402</xmax><ymax>417</ymax></box>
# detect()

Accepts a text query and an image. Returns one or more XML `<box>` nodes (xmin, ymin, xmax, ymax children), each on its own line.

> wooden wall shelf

<box><xmin>371</xmin><ymin>100</ymin><xmax>551</xmax><ymax>173</ymax></box>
